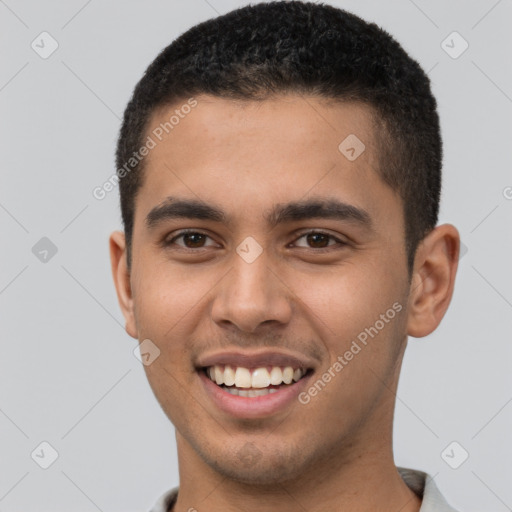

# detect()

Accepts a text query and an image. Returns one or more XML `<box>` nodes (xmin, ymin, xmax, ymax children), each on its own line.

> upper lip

<box><xmin>196</xmin><ymin>349</ymin><xmax>318</xmax><ymax>371</ymax></box>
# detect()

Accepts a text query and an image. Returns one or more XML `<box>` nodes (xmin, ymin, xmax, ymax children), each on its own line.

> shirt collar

<box><xmin>397</xmin><ymin>467</ymin><xmax>460</xmax><ymax>512</ymax></box>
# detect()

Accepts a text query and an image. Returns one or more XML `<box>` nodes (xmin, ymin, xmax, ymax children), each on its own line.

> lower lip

<box><xmin>199</xmin><ymin>370</ymin><xmax>312</xmax><ymax>419</ymax></box>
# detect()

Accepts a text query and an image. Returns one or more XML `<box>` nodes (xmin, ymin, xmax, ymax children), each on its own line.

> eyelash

<box><xmin>163</xmin><ymin>229</ymin><xmax>346</xmax><ymax>252</ymax></box>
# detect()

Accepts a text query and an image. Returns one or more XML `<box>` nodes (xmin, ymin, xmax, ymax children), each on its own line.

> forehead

<box><xmin>135</xmin><ymin>93</ymin><xmax>397</xmax><ymax>230</ymax></box>
<box><xmin>146</xmin><ymin>93</ymin><xmax>378</xmax><ymax>167</ymax></box>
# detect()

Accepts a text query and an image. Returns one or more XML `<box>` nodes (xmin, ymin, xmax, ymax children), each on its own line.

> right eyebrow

<box><xmin>146</xmin><ymin>197</ymin><xmax>226</xmax><ymax>229</ymax></box>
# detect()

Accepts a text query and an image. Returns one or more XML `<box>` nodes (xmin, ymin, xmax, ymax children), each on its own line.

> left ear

<box><xmin>406</xmin><ymin>224</ymin><xmax>460</xmax><ymax>338</ymax></box>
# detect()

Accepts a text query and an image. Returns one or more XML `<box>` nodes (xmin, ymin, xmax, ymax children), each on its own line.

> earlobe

<box><xmin>109</xmin><ymin>231</ymin><xmax>138</xmax><ymax>339</ymax></box>
<box><xmin>406</xmin><ymin>224</ymin><xmax>460</xmax><ymax>338</ymax></box>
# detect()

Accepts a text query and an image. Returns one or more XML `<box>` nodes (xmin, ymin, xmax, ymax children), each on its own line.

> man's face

<box><xmin>122</xmin><ymin>94</ymin><xmax>413</xmax><ymax>483</ymax></box>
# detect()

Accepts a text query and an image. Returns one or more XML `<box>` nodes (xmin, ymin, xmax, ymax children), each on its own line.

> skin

<box><xmin>110</xmin><ymin>93</ymin><xmax>460</xmax><ymax>512</ymax></box>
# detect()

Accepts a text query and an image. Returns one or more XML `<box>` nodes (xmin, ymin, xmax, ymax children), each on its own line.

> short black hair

<box><xmin>116</xmin><ymin>0</ymin><xmax>442</xmax><ymax>271</ymax></box>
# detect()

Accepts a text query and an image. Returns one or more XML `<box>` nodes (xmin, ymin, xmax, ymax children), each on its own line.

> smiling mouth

<box><xmin>202</xmin><ymin>364</ymin><xmax>311</xmax><ymax>397</ymax></box>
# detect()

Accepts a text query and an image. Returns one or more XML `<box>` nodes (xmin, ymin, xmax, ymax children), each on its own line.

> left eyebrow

<box><xmin>145</xmin><ymin>196</ymin><xmax>373</xmax><ymax>231</ymax></box>
<box><xmin>265</xmin><ymin>198</ymin><xmax>373</xmax><ymax>231</ymax></box>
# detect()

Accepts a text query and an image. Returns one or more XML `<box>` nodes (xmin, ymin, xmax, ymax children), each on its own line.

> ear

<box><xmin>406</xmin><ymin>224</ymin><xmax>460</xmax><ymax>338</ymax></box>
<box><xmin>109</xmin><ymin>231</ymin><xmax>138</xmax><ymax>339</ymax></box>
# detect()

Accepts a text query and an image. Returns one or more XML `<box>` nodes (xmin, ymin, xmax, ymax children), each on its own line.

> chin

<box><xmin>202</xmin><ymin>442</ymin><xmax>311</xmax><ymax>485</ymax></box>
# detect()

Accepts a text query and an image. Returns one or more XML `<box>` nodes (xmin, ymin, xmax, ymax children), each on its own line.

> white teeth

<box><xmin>251</xmin><ymin>368</ymin><xmax>270</xmax><ymax>388</ymax></box>
<box><xmin>214</xmin><ymin>366</ymin><xmax>224</xmax><ymax>385</ymax></box>
<box><xmin>205</xmin><ymin>364</ymin><xmax>307</xmax><ymax>390</ymax></box>
<box><xmin>224</xmin><ymin>365</ymin><xmax>236</xmax><ymax>386</ymax></box>
<box><xmin>269</xmin><ymin>367</ymin><xmax>283</xmax><ymax>385</ymax></box>
<box><xmin>223</xmin><ymin>387</ymin><xmax>278</xmax><ymax>397</ymax></box>
<box><xmin>234</xmin><ymin>367</ymin><xmax>252</xmax><ymax>388</ymax></box>
<box><xmin>282</xmin><ymin>366</ymin><xmax>294</xmax><ymax>384</ymax></box>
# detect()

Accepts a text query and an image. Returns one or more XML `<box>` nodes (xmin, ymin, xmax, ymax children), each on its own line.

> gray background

<box><xmin>1</xmin><ymin>0</ymin><xmax>511</xmax><ymax>511</ymax></box>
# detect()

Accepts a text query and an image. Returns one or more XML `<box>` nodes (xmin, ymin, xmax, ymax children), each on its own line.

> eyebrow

<box><xmin>145</xmin><ymin>196</ymin><xmax>373</xmax><ymax>231</ymax></box>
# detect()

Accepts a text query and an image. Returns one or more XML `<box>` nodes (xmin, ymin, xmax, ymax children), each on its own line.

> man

<box><xmin>109</xmin><ymin>2</ymin><xmax>461</xmax><ymax>511</ymax></box>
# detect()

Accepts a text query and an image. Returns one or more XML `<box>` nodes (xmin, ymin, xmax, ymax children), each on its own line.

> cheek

<box><xmin>131</xmin><ymin>264</ymin><xmax>215</xmax><ymax>401</ymax></box>
<box><xmin>291</xmin><ymin>268</ymin><xmax>407</xmax><ymax>433</ymax></box>
<box><xmin>292</xmin><ymin>262</ymin><xmax>404</xmax><ymax>355</ymax></box>
<box><xmin>133</xmin><ymin>261</ymin><xmax>211</xmax><ymax>337</ymax></box>
<box><xmin>133</xmin><ymin>265</ymin><xmax>216</xmax><ymax>425</ymax></box>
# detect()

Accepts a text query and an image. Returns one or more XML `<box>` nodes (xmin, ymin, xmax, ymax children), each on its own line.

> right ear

<box><xmin>109</xmin><ymin>231</ymin><xmax>138</xmax><ymax>339</ymax></box>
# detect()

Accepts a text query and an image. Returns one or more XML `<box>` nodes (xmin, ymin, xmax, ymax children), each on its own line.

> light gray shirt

<box><xmin>148</xmin><ymin>466</ymin><xmax>460</xmax><ymax>512</ymax></box>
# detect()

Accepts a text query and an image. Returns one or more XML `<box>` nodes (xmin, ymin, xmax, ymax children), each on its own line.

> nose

<box><xmin>211</xmin><ymin>248</ymin><xmax>293</xmax><ymax>334</ymax></box>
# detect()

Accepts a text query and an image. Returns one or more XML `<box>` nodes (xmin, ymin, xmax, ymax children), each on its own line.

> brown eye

<box><xmin>293</xmin><ymin>230</ymin><xmax>344</xmax><ymax>249</ymax></box>
<box><xmin>165</xmin><ymin>230</ymin><xmax>217</xmax><ymax>249</ymax></box>
<box><xmin>305</xmin><ymin>233</ymin><xmax>330</xmax><ymax>248</ymax></box>
<box><xmin>181</xmin><ymin>233</ymin><xmax>207</xmax><ymax>248</ymax></box>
